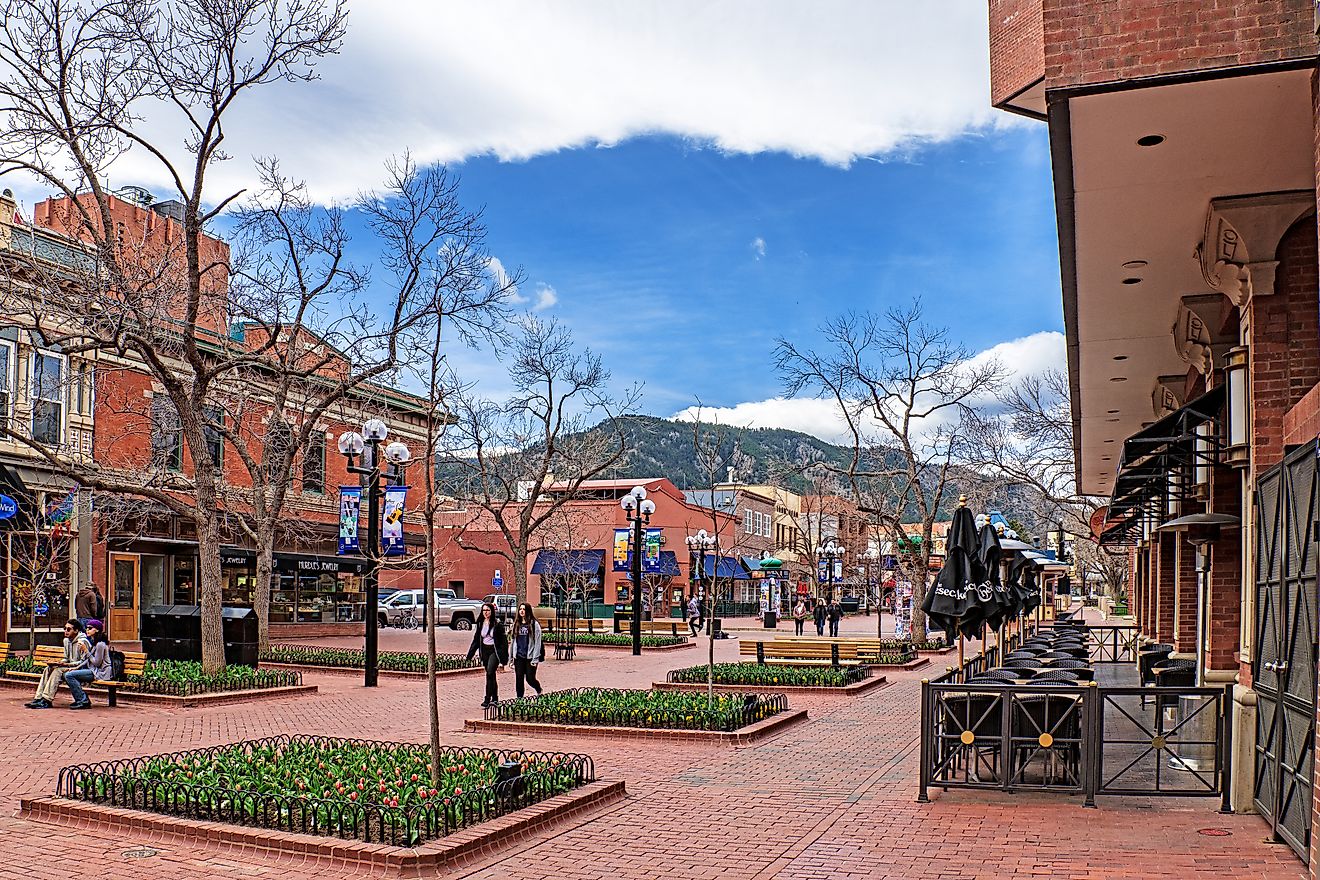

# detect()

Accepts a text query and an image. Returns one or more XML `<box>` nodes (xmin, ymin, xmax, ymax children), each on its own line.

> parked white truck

<box><xmin>378</xmin><ymin>589</ymin><xmax>485</xmax><ymax>630</ymax></box>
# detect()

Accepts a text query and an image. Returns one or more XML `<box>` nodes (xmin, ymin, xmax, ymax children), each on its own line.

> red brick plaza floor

<box><xmin>0</xmin><ymin>615</ymin><xmax>1304</xmax><ymax>880</ymax></box>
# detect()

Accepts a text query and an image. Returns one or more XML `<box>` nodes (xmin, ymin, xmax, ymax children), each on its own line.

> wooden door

<box><xmin>108</xmin><ymin>553</ymin><xmax>140</xmax><ymax>641</ymax></box>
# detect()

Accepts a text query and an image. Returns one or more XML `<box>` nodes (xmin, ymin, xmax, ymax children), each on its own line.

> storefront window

<box><xmin>271</xmin><ymin>573</ymin><xmax>296</xmax><ymax>623</ymax></box>
<box><xmin>172</xmin><ymin>555</ymin><xmax>196</xmax><ymax>604</ymax></box>
<box><xmin>222</xmin><ymin>566</ymin><xmax>257</xmax><ymax>608</ymax></box>
<box><xmin>8</xmin><ymin>536</ymin><xmax>70</xmax><ymax>631</ymax></box>
<box><xmin>295</xmin><ymin>572</ymin><xmax>364</xmax><ymax>622</ymax></box>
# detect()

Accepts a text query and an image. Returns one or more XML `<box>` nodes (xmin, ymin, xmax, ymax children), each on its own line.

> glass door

<box><xmin>108</xmin><ymin>553</ymin><xmax>140</xmax><ymax>641</ymax></box>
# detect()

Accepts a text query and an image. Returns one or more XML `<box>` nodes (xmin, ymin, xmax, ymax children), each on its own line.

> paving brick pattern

<box><xmin>0</xmin><ymin>615</ymin><xmax>1305</xmax><ymax>879</ymax></box>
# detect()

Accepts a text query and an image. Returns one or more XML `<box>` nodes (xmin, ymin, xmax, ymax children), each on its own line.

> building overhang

<box><xmin>1050</xmin><ymin>64</ymin><xmax>1317</xmax><ymax>495</ymax></box>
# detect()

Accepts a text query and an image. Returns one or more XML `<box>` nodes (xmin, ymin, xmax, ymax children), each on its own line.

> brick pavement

<box><xmin>0</xmin><ymin>615</ymin><xmax>1304</xmax><ymax>880</ymax></box>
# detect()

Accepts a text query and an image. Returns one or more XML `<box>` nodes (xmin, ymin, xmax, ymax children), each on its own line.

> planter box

<box><xmin>653</xmin><ymin>676</ymin><xmax>887</xmax><ymax>697</ymax></box>
<box><xmin>463</xmin><ymin>707</ymin><xmax>808</xmax><ymax>746</ymax></box>
<box><xmin>0</xmin><ymin>675</ymin><xmax>317</xmax><ymax>708</ymax></box>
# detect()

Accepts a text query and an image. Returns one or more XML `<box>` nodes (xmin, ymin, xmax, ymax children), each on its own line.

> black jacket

<box><xmin>467</xmin><ymin>620</ymin><xmax>509</xmax><ymax>666</ymax></box>
<box><xmin>827</xmin><ymin>602</ymin><xmax>842</xmax><ymax>622</ymax></box>
<box><xmin>813</xmin><ymin>604</ymin><xmax>827</xmax><ymax>625</ymax></box>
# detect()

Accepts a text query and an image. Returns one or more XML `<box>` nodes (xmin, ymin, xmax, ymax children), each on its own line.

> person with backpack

<box><xmin>26</xmin><ymin>619</ymin><xmax>90</xmax><ymax>709</ymax></box>
<box><xmin>465</xmin><ymin>602</ymin><xmax>508</xmax><ymax>708</ymax></box>
<box><xmin>62</xmin><ymin>619</ymin><xmax>113</xmax><ymax>709</ymax></box>
<box><xmin>511</xmin><ymin>603</ymin><xmax>544</xmax><ymax>699</ymax></box>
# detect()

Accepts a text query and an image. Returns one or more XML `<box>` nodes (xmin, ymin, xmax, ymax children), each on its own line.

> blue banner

<box><xmin>614</xmin><ymin>527</ymin><xmax>664</xmax><ymax>573</ymax></box>
<box><xmin>337</xmin><ymin>486</ymin><xmax>361</xmax><ymax>554</ymax></box>
<box><xmin>382</xmin><ymin>485</ymin><xmax>408</xmax><ymax>557</ymax></box>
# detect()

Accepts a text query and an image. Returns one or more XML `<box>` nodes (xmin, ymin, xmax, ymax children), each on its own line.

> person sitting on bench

<box><xmin>25</xmin><ymin>619</ymin><xmax>90</xmax><ymax>709</ymax></box>
<box><xmin>62</xmin><ymin>619</ymin><xmax>112</xmax><ymax>710</ymax></box>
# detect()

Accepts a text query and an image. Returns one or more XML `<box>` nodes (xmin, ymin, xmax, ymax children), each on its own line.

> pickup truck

<box><xmin>378</xmin><ymin>589</ymin><xmax>485</xmax><ymax>630</ymax></box>
<box><xmin>483</xmin><ymin>593</ymin><xmax>519</xmax><ymax>623</ymax></box>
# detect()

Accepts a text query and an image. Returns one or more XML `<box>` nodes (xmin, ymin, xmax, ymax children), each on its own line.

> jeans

<box><xmin>794</xmin><ymin>619</ymin><xmax>805</xmax><ymax>636</ymax></box>
<box><xmin>829</xmin><ymin>620</ymin><xmax>840</xmax><ymax>637</ymax></box>
<box><xmin>514</xmin><ymin>657</ymin><xmax>542</xmax><ymax>698</ymax></box>
<box><xmin>689</xmin><ymin>617</ymin><xmax>701</xmax><ymax>636</ymax></box>
<box><xmin>815</xmin><ymin>620</ymin><xmax>825</xmax><ymax>636</ymax></box>
<box><xmin>63</xmin><ymin>669</ymin><xmax>95</xmax><ymax>703</ymax></box>
<box><xmin>479</xmin><ymin>647</ymin><xmax>501</xmax><ymax>703</ymax></box>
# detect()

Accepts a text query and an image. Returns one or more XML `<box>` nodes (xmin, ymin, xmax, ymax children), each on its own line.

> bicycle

<box><xmin>397</xmin><ymin>609</ymin><xmax>418</xmax><ymax>630</ymax></box>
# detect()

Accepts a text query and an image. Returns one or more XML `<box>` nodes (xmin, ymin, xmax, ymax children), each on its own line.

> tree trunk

<box><xmin>195</xmin><ymin>501</ymin><xmax>226</xmax><ymax>673</ymax></box>
<box><xmin>425</xmin><ymin>535</ymin><xmax>441</xmax><ymax>788</ymax></box>
<box><xmin>512</xmin><ymin>547</ymin><xmax>527</xmax><ymax>605</ymax></box>
<box><xmin>254</xmin><ymin>526</ymin><xmax>275</xmax><ymax>653</ymax></box>
<box><xmin>910</xmin><ymin>567</ymin><xmax>929</xmax><ymax>643</ymax></box>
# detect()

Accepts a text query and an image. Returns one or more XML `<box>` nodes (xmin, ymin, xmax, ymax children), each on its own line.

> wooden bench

<box><xmin>738</xmin><ymin>640</ymin><xmax>861</xmax><ymax>667</ymax></box>
<box><xmin>775</xmin><ymin>636</ymin><xmax>916</xmax><ymax>663</ymax></box>
<box><xmin>613</xmin><ymin>619</ymin><xmax>690</xmax><ymax>637</ymax></box>
<box><xmin>533</xmin><ymin>612</ymin><xmax>616</xmax><ymax>635</ymax></box>
<box><xmin>7</xmin><ymin>645</ymin><xmax>147</xmax><ymax>706</ymax></box>
<box><xmin>0</xmin><ymin>643</ymin><xmax>10</xmax><ymax>664</ymax></box>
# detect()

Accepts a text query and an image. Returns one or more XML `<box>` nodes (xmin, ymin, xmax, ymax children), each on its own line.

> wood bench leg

<box><xmin>107</xmin><ymin>687</ymin><xmax>117</xmax><ymax>708</ymax></box>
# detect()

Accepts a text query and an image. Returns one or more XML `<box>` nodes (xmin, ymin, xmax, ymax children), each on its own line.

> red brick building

<box><xmin>989</xmin><ymin>0</ymin><xmax>1320</xmax><ymax>868</ymax></box>
<box><xmin>28</xmin><ymin>189</ymin><xmax>431</xmax><ymax>641</ymax></box>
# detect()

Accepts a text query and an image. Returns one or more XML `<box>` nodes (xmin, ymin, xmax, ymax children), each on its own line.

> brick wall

<box><xmin>1248</xmin><ymin>212</ymin><xmax>1320</xmax><ymax>474</ymax></box>
<box><xmin>1040</xmin><ymin>0</ymin><xmax>1316</xmax><ymax>90</ymax></box>
<box><xmin>1206</xmin><ymin>467</ymin><xmax>1242</xmax><ymax>671</ymax></box>
<box><xmin>989</xmin><ymin>0</ymin><xmax>1045</xmax><ymax>105</ymax></box>
<box><xmin>1173</xmin><ymin>536</ymin><xmax>1198</xmax><ymax>653</ymax></box>
<box><xmin>1156</xmin><ymin>533</ymin><xmax>1176</xmax><ymax>642</ymax></box>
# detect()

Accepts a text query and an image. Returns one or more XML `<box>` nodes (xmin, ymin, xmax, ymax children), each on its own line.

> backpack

<box><xmin>109</xmin><ymin>648</ymin><xmax>126</xmax><ymax>681</ymax></box>
<box><xmin>94</xmin><ymin>591</ymin><xmax>106</xmax><ymax>619</ymax></box>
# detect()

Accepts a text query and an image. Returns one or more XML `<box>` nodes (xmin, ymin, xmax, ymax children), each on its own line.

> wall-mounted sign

<box><xmin>0</xmin><ymin>494</ymin><xmax>17</xmax><ymax>520</ymax></box>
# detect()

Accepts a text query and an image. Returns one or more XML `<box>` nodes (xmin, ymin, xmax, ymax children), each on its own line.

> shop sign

<box><xmin>0</xmin><ymin>494</ymin><xmax>17</xmax><ymax>520</ymax></box>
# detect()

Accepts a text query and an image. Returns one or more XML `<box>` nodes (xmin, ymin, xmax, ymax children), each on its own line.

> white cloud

<box><xmin>486</xmin><ymin>255</ymin><xmax>525</xmax><ymax>305</ymax></box>
<box><xmin>750</xmin><ymin>237</ymin><xmax>767</xmax><ymax>260</ymax></box>
<box><xmin>669</xmin><ymin>331</ymin><xmax>1067</xmax><ymax>446</ymax></box>
<box><xmin>10</xmin><ymin>2</ymin><xmax>1004</xmax><ymax>206</ymax></box>
<box><xmin>532</xmin><ymin>283</ymin><xmax>558</xmax><ymax>311</ymax></box>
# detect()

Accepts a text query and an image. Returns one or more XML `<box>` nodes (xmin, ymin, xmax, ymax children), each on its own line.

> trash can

<box><xmin>1168</xmin><ymin>693</ymin><xmax>1219</xmax><ymax>773</ymax></box>
<box><xmin>763</xmin><ymin>610</ymin><xmax>778</xmax><ymax>628</ymax></box>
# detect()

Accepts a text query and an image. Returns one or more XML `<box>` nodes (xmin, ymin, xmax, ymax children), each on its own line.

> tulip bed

<box><xmin>542</xmin><ymin>632</ymin><xmax>685</xmax><ymax>648</ymax></box>
<box><xmin>57</xmin><ymin>735</ymin><xmax>594</xmax><ymax>846</ymax></box>
<box><xmin>487</xmin><ymin>687</ymin><xmax>787</xmax><ymax>731</ymax></box>
<box><xmin>259</xmin><ymin>644</ymin><xmax>478</xmax><ymax>673</ymax></box>
<box><xmin>665</xmin><ymin>663</ymin><xmax>869</xmax><ymax>688</ymax></box>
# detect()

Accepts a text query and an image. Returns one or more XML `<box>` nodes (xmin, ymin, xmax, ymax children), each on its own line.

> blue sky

<box><xmin>423</xmin><ymin>126</ymin><xmax>1062</xmax><ymax>422</ymax></box>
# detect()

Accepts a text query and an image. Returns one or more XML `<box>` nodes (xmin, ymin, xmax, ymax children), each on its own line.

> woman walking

<box><xmin>465</xmin><ymin>602</ymin><xmax>508</xmax><ymax>708</ymax></box>
<box><xmin>512</xmin><ymin>603</ymin><xmax>544</xmax><ymax>699</ymax></box>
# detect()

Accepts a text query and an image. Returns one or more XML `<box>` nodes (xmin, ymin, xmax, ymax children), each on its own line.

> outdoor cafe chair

<box><xmin>1006</xmin><ymin>651</ymin><xmax>1043</xmax><ymax>661</ymax></box>
<box><xmin>1011</xmin><ymin>693</ymin><xmax>1083</xmax><ymax>784</ymax></box>
<box><xmin>973</xmin><ymin>670</ymin><xmax>1021</xmax><ymax>684</ymax></box>
<box><xmin>995</xmin><ymin>666</ymin><xmax>1037</xmax><ymax>679</ymax></box>
<box><xmin>1004</xmin><ymin>658</ymin><xmax>1045</xmax><ymax>669</ymax></box>
<box><xmin>1138</xmin><ymin>644</ymin><xmax>1174</xmax><ymax>703</ymax></box>
<box><xmin>938</xmin><ymin>691</ymin><xmax>1004</xmax><ymax>782</ymax></box>
<box><xmin>1031</xmin><ymin>670</ymin><xmax>1081</xmax><ymax>683</ymax></box>
<box><xmin>1039</xmin><ymin>651</ymin><xmax>1081</xmax><ymax>661</ymax></box>
<box><xmin>1150</xmin><ymin>659</ymin><xmax>1196</xmax><ymax>713</ymax></box>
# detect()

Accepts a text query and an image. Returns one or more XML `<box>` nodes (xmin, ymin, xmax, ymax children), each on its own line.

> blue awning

<box><xmin>741</xmin><ymin>556</ymin><xmax>765</xmax><ymax>575</ymax></box>
<box><xmin>700</xmin><ymin>555</ymin><xmax>749</xmax><ymax>580</ymax></box>
<box><xmin>656</xmin><ymin>550</ymin><xmax>681</xmax><ymax>576</ymax></box>
<box><xmin>531</xmin><ymin>548</ymin><xmax>605</xmax><ymax>576</ymax></box>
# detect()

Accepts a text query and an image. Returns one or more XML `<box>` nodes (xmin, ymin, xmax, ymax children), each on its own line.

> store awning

<box><xmin>701</xmin><ymin>555</ymin><xmax>749</xmax><ymax>580</ymax></box>
<box><xmin>531</xmin><ymin>549</ymin><xmax>605</xmax><ymax>576</ymax></box>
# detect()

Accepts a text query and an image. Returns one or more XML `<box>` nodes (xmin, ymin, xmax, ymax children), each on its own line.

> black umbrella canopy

<box><xmin>922</xmin><ymin>506</ymin><xmax>982</xmax><ymax>642</ymax></box>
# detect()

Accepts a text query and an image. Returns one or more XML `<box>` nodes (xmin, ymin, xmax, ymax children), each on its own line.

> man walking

<box><xmin>827</xmin><ymin>596</ymin><xmax>842</xmax><ymax>637</ymax></box>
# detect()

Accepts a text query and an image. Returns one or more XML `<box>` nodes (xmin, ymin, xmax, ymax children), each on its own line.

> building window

<box><xmin>302</xmin><ymin>430</ymin><xmax>325</xmax><ymax>494</ymax></box>
<box><xmin>744</xmin><ymin>509</ymin><xmax>753</xmax><ymax>534</ymax></box>
<box><xmin>203</xmin><ymin>405</ymin><xmax>224</xmax><ymax>470</ymax></box>
<box><xmin>0</xmin><ymin>339</ymin><xmax>13</xmax><ymax>429</ymax></box>
<box><xmin>150</xmin><ymin>393</ymin><xmax>183</xmax><ymax>471</ymax></box>
<box><xmin>31</xmin><ymin>351</ymin><xmax>65</xmax><ymax>445</ymax></box>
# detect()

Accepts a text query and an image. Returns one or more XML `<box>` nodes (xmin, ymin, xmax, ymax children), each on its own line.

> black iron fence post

<box><xmin>917</xmin><ymin>679</ymin><xmax>932</xmax><ymax>802</ymax></box>
<box><xmin>999</xmin><ymin>684</ymin><xmax>1013</xmax><ymax>792</ymax></box>
<box><xmin>1083</xmin><ymin>681</ymin><xmax>1100</xmax><ymax>807</ymax></box>
<box><xmin>1220</xmin><ymin>681</ymin><xmax>1234</xmax><ymax>814</ymax></box>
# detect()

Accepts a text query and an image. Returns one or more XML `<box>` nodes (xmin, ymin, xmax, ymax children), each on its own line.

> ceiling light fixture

<box><xmin>1110</xmin><ymin>377</ymin><xmax>1128</xmax><ymax>383</ymax></box>
<box><xmin>1137</xmin><ymin>134</ymin><xmax>1165</xmax><ymax>147</ymax></box>
<box><xmin>1122</xmin><ymin>260</ymin><xmax>1148</xmax><ymax>270</ymax></box>
<box><xmin>1121</xmin><ymin>277</ymin><xmax>1143</xmax><ymax>285</ymax></box>
<box><xmin>1113</xmin><ymin>355</ymin><xmax>1128</xmax><ymax>361</ymax></box>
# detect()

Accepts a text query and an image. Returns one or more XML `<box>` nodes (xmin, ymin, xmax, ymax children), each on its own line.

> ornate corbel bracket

<box><xmin>1198</xmin><ymin>191</ymin><xmax>1314</xmax><ymax>305</ymax></box>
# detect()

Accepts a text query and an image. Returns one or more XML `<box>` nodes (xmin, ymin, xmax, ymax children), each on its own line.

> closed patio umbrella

<box><xmin>922</xmin><ymin>499</ymin><xmax>983</xmax><ymax>650</ymax></box>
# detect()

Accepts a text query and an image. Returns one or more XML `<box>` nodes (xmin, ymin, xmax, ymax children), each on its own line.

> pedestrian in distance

<box><xmin>793</xmin><ymin>597</ymin><xmax>808</xmax><ymax>636</ymax></box>
<box><xmin>828</xmin><ymin>596</ymin><xmax>843</xmax><ymax>637</ymax></box>
<box><xmin>813</xmin><ymin>598</ymin><xmax>827</xmax><ymax>636</ymax></box>
<box><xmin>74</xmin><ymin>582</ymin><xmax>103</xmax><ymax>626</ymax></box>
<box><xmin>687</xmin><ymin>594</ymin><xmax>702</xmax><ymax>637</ymax></box>
<box><xmin>26</xmin><ymin>619</ymin><xmax>90</xmax><ymax>709</ymax></box>
<box><xmin>465</xmin><ymin>602</ymin><xmax>508</xmax><ymax>708</ymax></box>
<box><xmin>62</xmin><ymin>619</ymin><xmax>111</xmax><ymax>709</ymax></box>
<box><xmin>511</xmin><ymin>602</ymin><xmax>544</xmax><ymax>699</ymax></box>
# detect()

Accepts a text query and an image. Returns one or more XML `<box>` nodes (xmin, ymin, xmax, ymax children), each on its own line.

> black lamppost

<box><xmin>337</xmin><ymin>418</ymin><xmax>411</xmax><ymax>687</ymax></box>
<box><xmin>619</xmin><ymin>485</ymin><xmax>655</xmax><ymax>656</ymax></box>
<box><xmin>686</xmin><ymin>528</ymin><xmax>717</xmax><ymax>628</ymax></box>
<box><xmin>817</xmin><ymin>538</ymin><xmax>843</xmax><ymax>601</ymax></box>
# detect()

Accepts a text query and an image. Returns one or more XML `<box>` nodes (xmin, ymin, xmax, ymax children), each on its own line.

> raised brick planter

<box><xmin>21</xmin><ymin>779</ymin><xmax>625</xmax><ymax>877</ymax></box>
<box><xmin>463</xmin><ymin>707</ymin><xmax>809</xmax><ymax>746</ymax></box>
<box><xmin>653</xmin><ymin>675</ymin><xmax>888</xmax><ymax>697</ymax></box>
<box><xmin>544</xmin><ymin>639</ymin><xmax>696</xmax><ymax>652</ymax></box>
<box><xmin>260</xmin><ymin>661</ymin><xmax>482</xmax><ymax>680</ymax></box>
<box><xmin>0</xmin><ymin>676</ymin><xmax>317</xmax><ymax>708</ymax></box>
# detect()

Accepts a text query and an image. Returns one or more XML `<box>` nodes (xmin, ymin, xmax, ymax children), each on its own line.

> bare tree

<box><xmin>439</xmin><ymin>317</ymin><xmax>638</xmax><ymax>605</ymax></box>
<box><xmin>775</xmin><ymin>300</ymin><xmax>1002</xmax><ymax>640</ymax></box>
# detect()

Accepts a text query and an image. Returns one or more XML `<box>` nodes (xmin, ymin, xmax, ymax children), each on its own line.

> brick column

<box><xmin>1155</xmin><ymin>533</ymin><xmax>1176</xmax><ymax>644</ymax></box>
<box><xmin>1173</xmin><ymin>536</ymin><xmax>1198</xmax><ymax>654</ymax></box>
<box><xmin>1206</xmin><ymin>467</ymin><xmax>1243</xmax><ymax>673</ymax></box>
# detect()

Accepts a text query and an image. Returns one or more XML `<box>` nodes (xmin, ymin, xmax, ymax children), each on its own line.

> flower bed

<box><xmin>2</xmin><ymin>657</ymin><xmax>301</xmax><ymax>696</ymax></box>
<box><xmin>56</xmin><ymin>735</ymin><xmax>593</xmax><ymax>846</ymax></box>
<box><xmin>665</xmin><ymin>663</ymin><xmax>869</xmax><ymax>688</ymax></box>
<box><xmin>485</xmin><ymin>687</ymin><xmax>786</xmax><ymax>731</ymax></box>
<box><xmin>542</xmin><ymin>633</ymin><xmax>686</xmax><ymax>649</ymax></box>
<box><xmin>260</xmin><ymin>644</ymin><xmax>477</xmax><ymax>673</ymax></box>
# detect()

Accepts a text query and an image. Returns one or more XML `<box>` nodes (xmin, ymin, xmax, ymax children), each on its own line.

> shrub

<box><xmin>58</xmin><ymin>735</ymin><xmax>593</xmax><ymax>846</ymax></box>
<box><xmin>487</xmin><ymin>687</ymin><xmax>786</xmax><ymax>731</ymax></box>
<box><xmin>666</xmin><ymin>663</ymin><xmax>869</xmax><ymax>687</ymax></box>
<box><xmin>260</xmin><ymin>644</ymin><xmax>477</xmax><ymax>673</ymax></box>
<box><xmin>542</xmin><ymin>632</ymin><xmax>685</xmax><ymax>648</ymax></box>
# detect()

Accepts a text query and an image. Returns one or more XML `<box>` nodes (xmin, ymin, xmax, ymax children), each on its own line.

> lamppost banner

<box><xmin>643</xmin><ymin>528</ymin><xmax>662</xmax><ymax>571</ymax></box>
<box><xmin>612</xmin><ymin>528</ymin><xmax>630</xmax><ymax>571</ymax></box>
<box><xmin>337</xmin><ymin>486</ymin><xmax>361</xmax><ymax>554</ymax></box>
<box><xmin>382</xmin><ymin>485</ymin><xmax>408</xmax><ymax>557</ymax></box>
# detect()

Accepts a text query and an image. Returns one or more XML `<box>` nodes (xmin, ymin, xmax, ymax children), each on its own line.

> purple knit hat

<box><xmin>84</xmin><ymin>619</ymin><xmax>103</xmax><ymax>631</ymax></box>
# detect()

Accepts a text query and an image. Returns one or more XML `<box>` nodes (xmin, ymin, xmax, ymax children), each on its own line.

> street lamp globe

<box><xmin>337</xmin><ymin>430</ymin><xmax>365</xmax><ymax>456</ymax></box>
<box><xmin>363</xmin><ymin>418</ymin><xmax>389</xmax><ymax>442</ymax></box>
<box><xmin>630</xmin><ymin>485</ymin><xmax>648</xmax><ymax>501</ymax></box>
<box><xmin>384</xmin><ymin>441</ymin><xmax>411</xmax><ymax>464</ymax></box>
<box><xmin>639</xmin><ymin>499</ymin><xmax>656</xmax><ymax>516</ymax></box>
<box><xmin>619</xmin><ymin>494</ymin><xmax>637</xmax><ymax>512</ymax></box>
